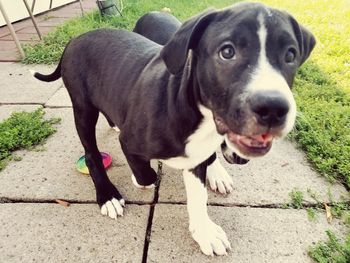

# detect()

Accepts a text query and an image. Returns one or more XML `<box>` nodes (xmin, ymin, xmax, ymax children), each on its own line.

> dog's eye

<box><xmin>285</xmin><ymin>48</ymin><xmax>296</xmax><ymax>63</ymax></box>
<box><xmin>219</xmin><ymin>45</ymin><xmax>236</xmax><ymax>60</ymax></box>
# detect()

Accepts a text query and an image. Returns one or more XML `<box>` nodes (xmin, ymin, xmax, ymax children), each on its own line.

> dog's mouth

<box><xmin>226</xmin><ymin>131</ymin><xmax>273</xmax><ymax>157</ymax></box>
<box><xmin>214</xmin><ymin>116</ymin><xmax>274</xmax><ymax>158</ymax></box>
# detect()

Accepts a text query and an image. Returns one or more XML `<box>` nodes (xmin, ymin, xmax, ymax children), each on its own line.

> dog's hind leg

<box><xmin>103</xmin><ymin>114</ymin><xmax>120</xmax><ymax>132</ymax></box>
<box><xmin>73</xmin><ymin>106</ymin><xmax>125</xmax><ymax>219</ymax></box>
<box><xmin>119</xmin><ymin>136</ymin><xmax>157</xmax><ymax>189</ymax></box>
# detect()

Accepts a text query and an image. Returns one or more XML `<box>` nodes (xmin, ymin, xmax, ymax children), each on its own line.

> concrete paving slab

<box><xmin>45</xmin><ymin>87</ymin><xmax>72</xmax><ymax>107</ymax></box>
<box><xmin>158</xmin><ymin>140</ymin><xmax>348</xmax><ymax>205</ymax></box>
<box><xmin>0</xmin><ymin>203</ymin><xmax>149</xmax><ymax>262</ymax></box>
<box><xmin>0</xmin><ymin>105</ymin><xmax>42</xmax><ymax>121</ymax></box>
<box><xmin>0</xmin><ymin>0</ymin><xmax>97</xmax><ymax>61</ymax></box>
<box><xmin>0</xmin><ymin>108</ymin><xmax>154</xmax><ymax>203</ymax></box>
<box><xmin>0</xmin><ymin>63</ymin><xmax>62</xmax><ymax>103</ymax></box>
<box><xmin>147</xmin><ymin>204</ymin><xmax>346</xmax><ymax>263</ymax></box>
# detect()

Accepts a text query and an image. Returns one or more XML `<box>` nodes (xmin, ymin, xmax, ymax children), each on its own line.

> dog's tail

<box><xmin>30</xmin><ymin>58</ymin><xmax>62</xmax><ymax>82</ymax></box>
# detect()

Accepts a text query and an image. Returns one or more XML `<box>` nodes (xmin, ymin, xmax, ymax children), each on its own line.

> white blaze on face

<box><xmin>246</xmin><ymin>13</ymin><xmax>297</xmax><ymax>136</ymax></box>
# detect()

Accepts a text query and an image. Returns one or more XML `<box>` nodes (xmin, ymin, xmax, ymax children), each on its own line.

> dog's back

<box><xmin>61</xmin><ymin>29</ymin><xmax>161</xmax><ymax>92</ymax></box>
<box><xmin>133</xmin><ymin>11</ymin><xmax>181</xmax><ymax>45</ymax></box>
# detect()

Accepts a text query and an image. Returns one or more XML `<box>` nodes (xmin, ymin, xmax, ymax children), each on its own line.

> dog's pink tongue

<box><xmin>250</xmin><ymin>133</ymin><xmax>273</xmax><ymax>143</ymax></box>
<box><xmin>242</xmin><ymin>133</ymin><xmax>273</xmax><ymax>147</ymax></box>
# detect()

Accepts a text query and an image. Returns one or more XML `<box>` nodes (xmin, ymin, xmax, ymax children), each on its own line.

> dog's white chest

<box><xmin>160</xmin><ymin>106</ymin><xmax>223</xmax><ymax>170</ymax></box>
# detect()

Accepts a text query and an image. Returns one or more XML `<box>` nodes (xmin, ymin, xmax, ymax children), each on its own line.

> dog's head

<box><xmin>161</xmin><ymin>2</ymin><xmax>315</xmax><ymax>160</ymax></box>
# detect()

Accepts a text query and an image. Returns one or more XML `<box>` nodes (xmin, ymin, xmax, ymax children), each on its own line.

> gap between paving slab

<box><xmin>0</xmin><ymin>103</ymin><xmax>160</xmax><ymax>262</ymax></box>
<box><xmin>45</xmin><ymin>86</ymin><xmax>72</xmax><ymax>107</ymax></box>
<box><xmin>0</xmin><ymin>105</ymin><xmax>158</xmax><ymax>262</ymax></box>
<box><xmin>146</xmin><ymin>204</ymin><xmax>347</xmax><ymax>263</ymax></box>
<box><xmin>0</xmin><ymin>104</ymin><xmax>42</xmax><ymax>121</ymax></box>
<box><xmin>0</xmin><ymin>108</ymin><xmax>348</xmax><ymax>263</ymax></box>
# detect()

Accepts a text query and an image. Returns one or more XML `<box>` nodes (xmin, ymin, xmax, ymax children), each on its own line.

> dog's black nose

<box><xmin>250</xmin><ymin>91</ymin><xmax>289</xmax><ymax>126</ymax></box>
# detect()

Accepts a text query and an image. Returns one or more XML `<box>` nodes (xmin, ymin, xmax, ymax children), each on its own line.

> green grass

<box><xmin>262</xmin><ymin>0</ymin><xmax>350</xmax><ymax>94</ymax></box>
<box><xmin>285</xmin><ymin>188</ymin><xmax>304</xmax><ymax>209</ymax></box>
<box><xmin>309</xmin><ymin>230</ymin><xmax>350</xmax><ymax>263</ymax></box>
<box><xmin>22</xmin><ymin>1</ymin><xmax>350</xmax><ymax>188</ymax></box>
<box><xmin>285</xmin><ymin>188</ymin><xmax>350</xmax><ymax>221</ymax></box>
<box><xmin>307</xmin><ymin>208</ymin><xmax>317</xmax><ymax>221</ymax></box>
<box><xmin>0</xmin><ymin>109</ymin><xmax>60</xmax><ymax>171</ymax></box>
<box><xmin>283</xmin><ymin>188</ymin><xmax>350</xmax><ymax>262</ymax></box>
<box><xmin>291</xmin><ymin>63</ymin><xmax>350</xmax><ymax>187</ymax></box>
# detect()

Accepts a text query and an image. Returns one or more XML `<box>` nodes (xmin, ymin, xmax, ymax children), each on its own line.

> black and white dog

<box><xmin>33</xmin><ymin>2</ymin><xmax>315</xmax><ymax>256</ymax></box>
<box><xmin>133</xmin><ymin>11</ymin><xmax>250</xmax><ymax>194</ymax></box>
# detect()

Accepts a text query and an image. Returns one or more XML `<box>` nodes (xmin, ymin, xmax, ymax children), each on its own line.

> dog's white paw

<box><xmin>190</xmin><ymin>219</ymin><xmax>231</xmax><ymax>256</ymax></box>
<box><xmin>207</xmin><ymin>159</ymin><xmax>233</xmax><ymax>195</ymax></box>
<box><xmin>131</xmin><ymin>174</ymin><xmax>155</xmax><ymax>189</ymax></box>
<box><xmin>100</xmin><ymin>198</ymin><xmax>125</xmax><ymax>219</ymax></box>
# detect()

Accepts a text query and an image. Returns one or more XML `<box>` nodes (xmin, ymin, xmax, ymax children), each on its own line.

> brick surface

<box><xmin>0</xmin><ymin>0</ymin><xmax>97</xmax><ymax>62</ymax></box>
<box><xmin>0</xmin><ymin>32</ymin><xmax>40</xmax><ymax>41</ymax></box>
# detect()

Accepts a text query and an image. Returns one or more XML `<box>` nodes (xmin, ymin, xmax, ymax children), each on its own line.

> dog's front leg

<box><xmin>183</xmin><ymin>161</ymin><xmax>231</xmax><ymax>256</ymax></box>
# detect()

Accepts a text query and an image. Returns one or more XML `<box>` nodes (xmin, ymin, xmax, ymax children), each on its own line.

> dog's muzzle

<box><xmin>214</xmin><ymin>115</ymin><xmax>274</xmax><ymax>156</ymax></box>
<box><xmin>214</xmin><ymin>91</ymin><xmax>292</xmax><ymax>159</ymax></box>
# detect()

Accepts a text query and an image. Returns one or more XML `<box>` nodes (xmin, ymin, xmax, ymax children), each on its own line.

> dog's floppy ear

<box><xmin>288</xmin><ymin>14</ymin><xmax>316</xmax><ymax>66</ymax></box>
<box><xmin>160</xmin><ymin>10</ymin><xmax>216</xmax><ymax>74</ymax></box>
<box><xmin>297</xmin><ymin>24</ymin><xmax>316</xmax><ymax>65</ymax></box>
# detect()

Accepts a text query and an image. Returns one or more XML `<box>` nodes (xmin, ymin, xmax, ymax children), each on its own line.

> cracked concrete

<box><xmin>0</xmin><ymin>62</ymin><xmax>348</xmax><ymax>262</ymax></box>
